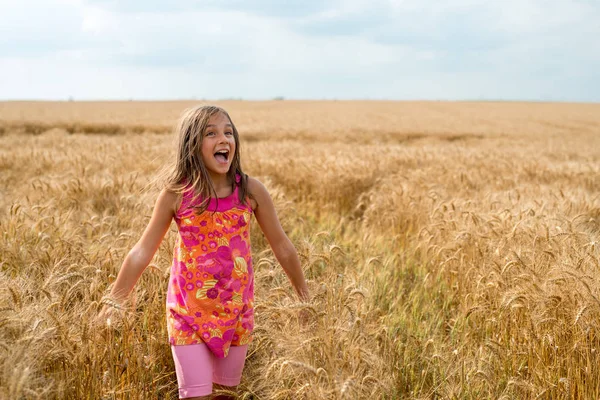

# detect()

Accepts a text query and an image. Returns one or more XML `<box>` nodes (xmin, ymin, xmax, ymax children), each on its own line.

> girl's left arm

<box><xmin>249</xmin><ymin>177</ymin><xmax>310</xmax><ymax>302</ymax></box>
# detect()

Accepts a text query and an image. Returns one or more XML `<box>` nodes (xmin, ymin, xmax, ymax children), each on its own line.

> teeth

<box><xmin>214</xmin><ymin>150</ymin><xmax>229</xmax><ymax>162</ymax></box>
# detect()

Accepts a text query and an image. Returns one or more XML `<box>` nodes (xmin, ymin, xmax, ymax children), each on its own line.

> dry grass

<box><xmin>1</xmin><ymin>100</ymin><xmax>600</xmax><ymax>399</ymax></box>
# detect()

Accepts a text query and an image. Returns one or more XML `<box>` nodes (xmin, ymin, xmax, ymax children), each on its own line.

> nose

<box><xmin>218</xmin><ymin>131</ymin><xmax>228</xmax><ymax>143</ymax></box>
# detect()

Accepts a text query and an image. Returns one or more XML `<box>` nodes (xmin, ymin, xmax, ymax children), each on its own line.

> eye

<box><xmin>205</xmin><ymin>131</ymin><xmax>215</xmax><ymax>137</ymax></box>
<box><xmin>225</xmin><ymin>131</ymin><xmax>233</xmax><ymax>136</ymax></box>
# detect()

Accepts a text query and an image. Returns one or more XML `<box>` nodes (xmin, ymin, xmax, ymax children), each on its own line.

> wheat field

<box><xmin>1</xmin><ymin>100</ymin><xmax>600</xmax><ymax>399</ymax></box>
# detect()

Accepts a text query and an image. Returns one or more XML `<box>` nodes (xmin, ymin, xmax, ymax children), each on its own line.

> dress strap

<box><xmin>177</xmin><ymin>175</ymin><xmax>245</xmax><ymax>215</ymax></box>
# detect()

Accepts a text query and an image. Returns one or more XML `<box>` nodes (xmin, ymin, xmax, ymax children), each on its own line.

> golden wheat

<box><xmin>1</xmin><ymin>101</ymin><xmax>600</xmax><ymax>399</ymax></box>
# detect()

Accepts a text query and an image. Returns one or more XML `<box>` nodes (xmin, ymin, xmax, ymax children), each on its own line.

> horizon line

<box><xmin>1</xmin><ymin>98</ymin><xmax>599</xmax><ymax>105</ymax></box>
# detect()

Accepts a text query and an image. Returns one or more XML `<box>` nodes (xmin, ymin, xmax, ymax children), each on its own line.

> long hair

<box><xmin>164</xmin><ymin>105</ymin><xmax>249</xmax><ymax>213</ymax></box>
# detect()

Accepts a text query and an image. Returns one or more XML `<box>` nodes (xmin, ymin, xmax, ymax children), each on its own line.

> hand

<box><xmin>296</xmin><ymin>288</ymin><xmax>312</xmax><ymax>328</ymax></box>
<box><xmin>92</xmin><ymin>300</ymin><xmax>125</xmax><ymax>329</ymax></box>
<box><xmin>298</xmin><ymin>308</ymin><xmax>312</xmax><ymax>328</ymax></box>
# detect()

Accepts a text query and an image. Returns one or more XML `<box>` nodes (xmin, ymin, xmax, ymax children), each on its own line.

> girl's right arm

<box><xmin>104</xmin><ymin>188</ymin><xmax>178</xmax><ymax>305</ymax></box>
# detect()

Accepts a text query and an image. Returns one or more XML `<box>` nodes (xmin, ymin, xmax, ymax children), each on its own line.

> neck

<box><xmin>208</xmin><ymin>172</ymin><xmax>230</xmax><ymax>191</ymax></box>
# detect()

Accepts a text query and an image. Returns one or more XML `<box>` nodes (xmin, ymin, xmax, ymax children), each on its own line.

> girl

<box><xmin>97</xmin><ymin>105</ymin><xmax>310</xmax><ymax>399</ymax></box>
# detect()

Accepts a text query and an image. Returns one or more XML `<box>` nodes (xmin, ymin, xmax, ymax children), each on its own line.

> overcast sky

<box><xmin>1</xmin><ymin>0</ymin><xmax>599</xmax><ymax>102</ymax></box>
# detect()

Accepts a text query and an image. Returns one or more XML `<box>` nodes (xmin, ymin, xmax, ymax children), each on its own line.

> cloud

<box><xmin>84</xmin><ymin>0</ymin><xmax>332</xmax><ymax>18</ymax></box>
<box><xmin>0</xmin><ymin>0</ymin><xmax>598</xmax><ymax>101</ymax></box>
<box><xmin>0</xmin><ymin>0</ymin><xmax>90</xmax><ymax>57</ymax></box>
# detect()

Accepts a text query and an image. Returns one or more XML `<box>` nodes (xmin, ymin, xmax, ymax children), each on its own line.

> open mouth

<box><xmin>214</xmin><ymin>149</ymin><xmax>229</xmax><ymax>164</ymax></box>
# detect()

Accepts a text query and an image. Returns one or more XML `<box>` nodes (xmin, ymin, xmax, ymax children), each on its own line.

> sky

<box><xmin>0</xmin><ymin>0</ymin><xmax>599</xmax><ymax>102</ymax></box>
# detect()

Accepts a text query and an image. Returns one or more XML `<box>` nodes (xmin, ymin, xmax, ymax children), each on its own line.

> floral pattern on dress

<box><xmin>166</xmin><ymin>180</ymin><xmax>254</xmax><ymax>358</ymax></box>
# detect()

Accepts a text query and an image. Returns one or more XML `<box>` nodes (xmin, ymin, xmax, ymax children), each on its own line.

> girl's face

<box><xmin>201</xmin><ymin>112</ymin><xmax>236</xmax><ymax>181</ymax></box>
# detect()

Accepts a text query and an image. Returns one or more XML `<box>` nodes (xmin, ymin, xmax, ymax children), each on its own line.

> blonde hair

<box><xmin>164</xmin><ymin>105</ymin><xmax>249</xmax><ymax>213</ymax></box>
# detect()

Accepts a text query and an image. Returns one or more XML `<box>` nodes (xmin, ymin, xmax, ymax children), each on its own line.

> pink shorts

<box><xmin>170</xmin><ymin>343</ymin><xmax>248</xmax><ymax>398</ymax></box>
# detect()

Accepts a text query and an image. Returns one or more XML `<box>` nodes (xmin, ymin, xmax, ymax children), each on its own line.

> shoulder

<box><xmin>157</xmin><ymin>187</ymin><xmax>181</xmax><ymax>216</ymax></box>
<box><xmin>246</xmin><ymin>176</ymin><xmax>270</xmax><ymax>211</ymax></box>
<box><xmin>247</xmin><ymin>176</ymin><xmax>268</xmax><ymax>195</ymax></box>
<box><xmin>246</xmin><ymin>176</ymin><xmax>286</xmax><ymax>240</ymax></box>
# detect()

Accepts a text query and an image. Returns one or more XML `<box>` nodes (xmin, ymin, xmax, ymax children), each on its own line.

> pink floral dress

<box><xmin>166</xmin><ymin>176</ymin><xmax>254</xmax><ymax>358</ymax></box>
